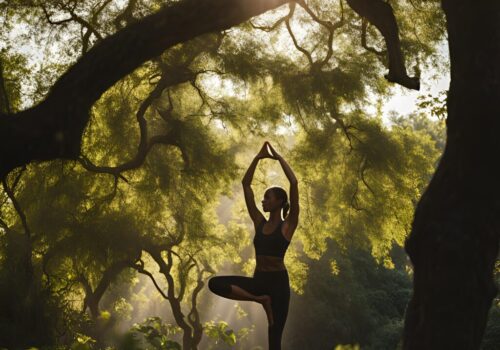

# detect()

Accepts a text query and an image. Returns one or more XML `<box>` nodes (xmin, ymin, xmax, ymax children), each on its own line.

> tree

<box><xmin>402</xmin><ymin>1</ymin><xmax>500</xmax><ymax>348</ymax></box>
<box><xmin>0</xmin><ymin>61</ymin><xmax>238</xmax><ymax>347</ymax></box>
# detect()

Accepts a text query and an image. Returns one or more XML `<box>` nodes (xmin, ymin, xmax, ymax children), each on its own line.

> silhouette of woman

<box><xmin>208</xmin><ymin>141</ymin><xmax>299</xmax><ymax>350</ymax></box>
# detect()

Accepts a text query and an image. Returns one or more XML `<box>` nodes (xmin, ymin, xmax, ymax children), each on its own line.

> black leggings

<box><xmin>208</xmin><ymin>269</ymin><xmax>290</xmax><ymax>350</ymax></box>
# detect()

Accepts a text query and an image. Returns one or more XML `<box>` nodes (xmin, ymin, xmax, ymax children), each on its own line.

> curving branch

<box><xmin>345</xmin><ymin>0</ymin><xmax>420</xmax><ymax>90</ymax></box>
<box><xmin>361</xmin><ymin>17</ymin><xmax>386</xmax><ymax>57</ymax></box>
<box><xmin>40</xmin><ymin>0</ymin><xmax>123</xmax><ymax>54</ymax></box>
<box><xmin>296</xmin><ymin>0</ymin><xmax>346</xmax><ymax>69</ymax></box>
<box><xmin>41</xmin><ymin>2</ymin><xmax>104</xmax><ymax>47</ymax></box>
<box><xmin>285</xmin><ymin>3</ymin><xmax>314</xmax><ymax>67</ymax></box>
<box><xmin>80</xmin><ymin>0</ymin><xmax>115</xmax><ymax>53</ymax></box>
<box><xmin>1</xmin><ymin>165</ymin><xmax>30</xmax><ymax>236</ymax></box>
<box><xmin>0</xmin><ymin>0</ymin><xmax>291</xmax><ymax>179</ymax></box>
<box><xmin>359</xmin><ymin>155</ymin><xmax>375</xmax><ymax>196</ymax></box>
<box><xmin>0</xmin><ymin>0</ymin><xmax>420</xmax><ymax>180</ymax></box>
<box><xmin>188</xmin><ymin>261</ymin><xmax>209</xmax><ymax>345</ymax></box>
<box><xmin>77</xmin><ymin>63</ymin><xmax>194</xmax><ymax>184</ymax></box>
<box><xmin>79</xmin><ymin>258</ymin><xmax>133</xmax><ymax>318</ymax></box>
<box><xmin>40</xmin><ymin>4</ymin><xmax>74</xmax><ymax>25</ymax></box>
<box><xmin>132</xmin><ymin>258</ymin><xmax>169</xmax><ymax>300</ymax></box>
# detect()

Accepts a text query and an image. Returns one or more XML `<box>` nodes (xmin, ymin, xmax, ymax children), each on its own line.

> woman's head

<box><xmin>261</xmin><ymin>186</ymin><xmax>290</xmax><ymax>219</ymax></box>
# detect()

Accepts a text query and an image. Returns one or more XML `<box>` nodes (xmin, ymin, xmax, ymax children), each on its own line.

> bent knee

<box><xmin>208</xmin><ymin>276</ymin><xmax>231</xmax><ymax>296</ymax></box>
<box><xmin>208</xmin><ymin>277</ymin><xmax>218</xmax><ymax>292</ymax></box>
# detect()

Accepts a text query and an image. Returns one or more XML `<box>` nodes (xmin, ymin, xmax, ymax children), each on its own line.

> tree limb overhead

<box><xmin>0</xmin><ymin>0</ymin><xmax>419</xmax><ymax>179</ymax></box>
<box><xmin>345</xmin><ymin>0</ymin><xmax>420</xmax><ymax>90</ymax></box>
<box><xmin>0</xmin><ymin>0</ymin><xmax>290</xmax><ymax>179</ymax></box>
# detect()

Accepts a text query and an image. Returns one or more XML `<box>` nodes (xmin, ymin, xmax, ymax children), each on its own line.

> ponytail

<box><xmin>282</xmin><ymin>201</ymin><xmax>290</xmax><ymax>219</ymax></box>
<box><xmin>267</xmin><ymin>186</ymin><xmax>289</xmax><ymax>219</ymax></box>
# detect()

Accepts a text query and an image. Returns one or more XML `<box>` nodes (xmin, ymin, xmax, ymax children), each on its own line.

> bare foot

<box><xmin>255</xmin><ymin>295</ymin><xmax>274</xmax><ymax>326</ymax></box>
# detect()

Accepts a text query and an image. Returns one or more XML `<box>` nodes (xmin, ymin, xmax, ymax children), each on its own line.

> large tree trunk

<box><xmin>403</xmin><ymin>1</ymin><xmax>500</xmax><ymax>349</ymax></box>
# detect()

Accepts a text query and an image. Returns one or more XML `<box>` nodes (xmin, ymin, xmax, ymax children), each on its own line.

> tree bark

<box><xmin>403</xmin><ymin>1</ymin><xmax>500</xmax><ymax>349</ymax></box>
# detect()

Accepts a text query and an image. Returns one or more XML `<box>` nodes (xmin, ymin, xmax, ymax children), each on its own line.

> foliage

<box><xmin>118</xmin><ymin>317</ymin><xmax>182</xmax><ymax>350</ymax></box>
<box><xmin>285</xmin><ymin>238</ymin><xmax>412</xmax><ymax>349</ymax></box>
<box><xmin>291</xmin><ymin>111</ymin><xmax>445</xmax><ymax>264</ymax></box>
<box><xmin>203</xmin><ymin>320</ymin><xmax>237</xmax><ymax>348</ymax></box>
<box><xmin>0</xmin><ymin>0</ymin><xmax>477</xmax><ymax>349</ymax></box>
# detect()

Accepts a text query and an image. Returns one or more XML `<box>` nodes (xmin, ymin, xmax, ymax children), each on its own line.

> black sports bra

<box><xmin>253</xmin><ymin>219</ymin><xmax>290</xmax><ymax>258</ymax></box>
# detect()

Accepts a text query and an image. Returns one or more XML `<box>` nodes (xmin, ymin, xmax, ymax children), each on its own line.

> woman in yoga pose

<box><xmin>208</xmin><ymin>141</ymin><xmax>299</xmax><ymax>350</ymax></box>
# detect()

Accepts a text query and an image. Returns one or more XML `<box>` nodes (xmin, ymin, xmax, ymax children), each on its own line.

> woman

<box><xmin>208</xmin><ymin>141</ymin><xmax>299</xmax><ymax>350</ymax></box>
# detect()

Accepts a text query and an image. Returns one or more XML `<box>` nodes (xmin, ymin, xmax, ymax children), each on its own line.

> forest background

<box><xmin>0</xmin><ymin>0</ymin><xmax>498</xmax><ymax>349</ymax></box>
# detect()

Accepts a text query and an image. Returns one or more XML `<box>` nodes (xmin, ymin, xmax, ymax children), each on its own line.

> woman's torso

<box><xmin>253</xmin><ymin>218</ymin><xmax>290</xmax><ymax>272</ymax></box>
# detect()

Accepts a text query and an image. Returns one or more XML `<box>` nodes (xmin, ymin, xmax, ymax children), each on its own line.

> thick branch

<box><xmin>132</xmin><ymin>259</ymin><xmax>169</xmax><ymax>300</ymax></box>
<box><xmin>189</xmin><ymin>265</ymin><xmax>208</xmax><ymax>345</ymax></box>
<box><xmin>296</xmin><ymin>0</ymin><xmax>345</xmax><ymax>69</ymax></box>
<box><xmin>77</xmin><ymin>65</ymin><xmax>194</xmax><ymax>180</ymax></box>
<box><xmin>78</xmin><ymin>259</ymin><xmax>131</xmax><ymax>318</ymax></box>
<box><xmin>346</xmin><ymin>0</ymin><xmax>419</xmax><ymax>90</ymax></box>
<box><xmin>0</xmin><ymin>0</ymin><xmax>290</xmax><ymax>178</ymax></box>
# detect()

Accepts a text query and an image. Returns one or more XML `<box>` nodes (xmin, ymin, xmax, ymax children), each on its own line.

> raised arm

<box><xmin>267</xmin><ymin>143</ymin><xmax>299</xmax><ymax>228</ymax></box>
<box><xmin>241</xmin><ymin>142</ymin><xmax>273</xmax><ymax>225</ymax></box>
